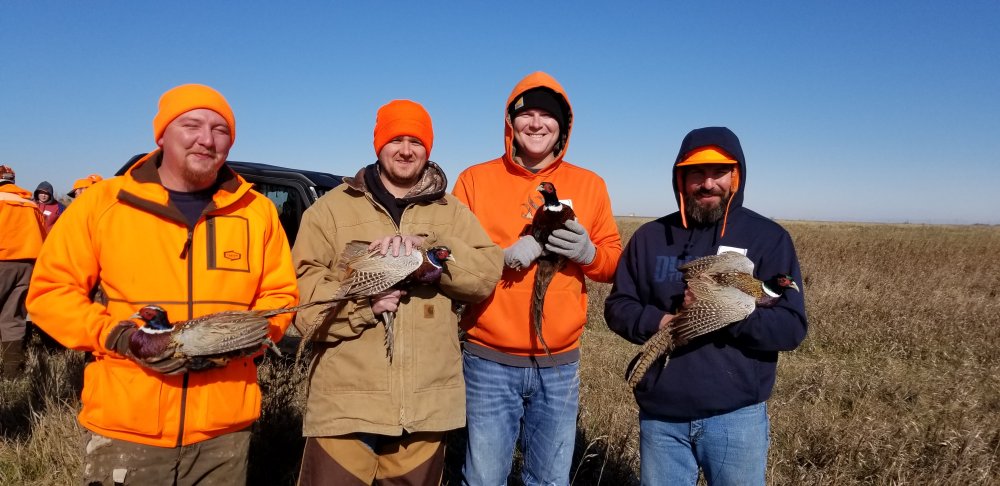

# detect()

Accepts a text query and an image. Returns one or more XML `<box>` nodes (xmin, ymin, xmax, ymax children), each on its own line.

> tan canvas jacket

<box><xmin>292</xmin><ymin>162</ymin><xmax>503</xmax><ymax>437</ymax></box>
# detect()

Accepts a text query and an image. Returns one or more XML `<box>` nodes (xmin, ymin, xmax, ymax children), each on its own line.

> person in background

<box><xmin>604</xmin><ymin>126</ymin><xmax>808</xmax><ymax>485</ymax></box>
<box><xmin>68</xmin><ymin>173</ymin><xmax>103</xmax><ymax>199</ymax></box>
<box><xmin>292</xmin><ymin>99</ymin><xmax>502</xmax><ymax>485</ymax></box>
<box><xmin>32</xmin><ymin>181</ymin><xmax>65</xmax><ymax>232</ymax></box>
<box><xmin>0</xmin><ymin>164</ymin><xmax>46</xmax><ymax>380</ymax></box>
<box><xmin>26</xmin><ymin>84</ymin><xmax>298</xmax><ymax>485</ymax></box>
<box><xmin>453</xmin><ymin>72</ymin><xmax>622</xmax><ymax>485</ymax></box>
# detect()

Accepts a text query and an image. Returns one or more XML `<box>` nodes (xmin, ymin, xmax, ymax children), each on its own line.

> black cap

<box><xmin>508</xmin><ymin>88</ymin><xmax>566</xmax><ymax>129</ymax></box>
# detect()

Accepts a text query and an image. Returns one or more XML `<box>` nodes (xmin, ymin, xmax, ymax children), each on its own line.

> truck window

<box><xmin>254</xmin><ymin>182</ymin><xmax>304</xmax><ymax>245</ymax></box>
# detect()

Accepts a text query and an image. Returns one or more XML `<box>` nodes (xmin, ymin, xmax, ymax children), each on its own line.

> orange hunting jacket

<box><xmin>453</xmin><ymin>72</ymin><xmax>622</xmax><ymax>358</ymax></box>
<box><xmin>26</xmin><ymin>151</ymin><xmax>298</xmax><ymax>447</ymax></box>
<box><xmin>0</xmin><ymin>183</ymin><xmax>46</xmax><ymax>260</ymax></box>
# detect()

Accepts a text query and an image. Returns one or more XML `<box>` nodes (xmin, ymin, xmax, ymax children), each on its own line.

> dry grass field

<box><xmin>2</xmin><ymin>218</ymin><xmax>998</xmax><ymax>485</ymax></box>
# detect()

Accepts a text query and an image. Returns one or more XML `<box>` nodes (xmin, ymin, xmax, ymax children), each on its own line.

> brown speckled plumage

<box><xmin>129</xmin><ymin>299</ymin><xmax>340</xmax><ymax>371</ymax></box>
<box><xmin>626</xmin><ymin>252</ymin><xmax>799</xmax><ymax>388</ymax></box>
<box><xmin>295</xmin><ymin>241</ymin><xmax>452</xmax><ymax>363</ymax></box>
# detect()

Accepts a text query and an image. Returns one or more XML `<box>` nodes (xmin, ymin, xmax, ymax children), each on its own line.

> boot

<box><xmin>1</xmin><ymin>340</ymin><xmax>25</xmax><ymax>380</ymax></box>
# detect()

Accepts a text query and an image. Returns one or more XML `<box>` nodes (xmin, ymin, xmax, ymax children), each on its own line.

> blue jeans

<box><xmin>462</xmin><ymin>351</ymin><xmax>580</xmax><ymax>486</ymax></box>
<box><xmin>639</xmin><ymin>402</ymin><xmax>769</xmax><ymax>486</ymax></box>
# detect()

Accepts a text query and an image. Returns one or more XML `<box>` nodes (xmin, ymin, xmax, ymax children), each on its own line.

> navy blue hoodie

<box><xmin>604</xmin><ymin>127</ymin><xmax>808</xmax><ymax>420</ymax></box>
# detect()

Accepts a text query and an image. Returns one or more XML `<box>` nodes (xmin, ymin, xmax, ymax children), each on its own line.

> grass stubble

<box><xmin>1</xmin><ymin>219</ymin><xmax>997</xmax><ymax>485</ymax></box>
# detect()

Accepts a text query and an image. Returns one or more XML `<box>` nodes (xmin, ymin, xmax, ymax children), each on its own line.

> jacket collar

<box><xmin>344</xmin><ymin>160</ymin><xmax>448</xmax><ymax>205</ymax></box>
<box><xmin>117</xmin><ymin>150</ymin><xmax>254</xmax><ymax>224</ymax></box>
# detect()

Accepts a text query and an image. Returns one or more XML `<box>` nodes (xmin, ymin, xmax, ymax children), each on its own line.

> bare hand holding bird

<box><xmin>295</xmin><ymin>237</ymin><xmax>454</xmax><ymax>363</ymax></box>
<box><xmin>626</xmin><ymin>251</ymin><xmax>800</xmax><ymax>388</ymax></box>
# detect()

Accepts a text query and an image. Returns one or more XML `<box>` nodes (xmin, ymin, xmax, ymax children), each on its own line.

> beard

<box><xmin>181</xmin><ymin>161</ymin><xmax>221</xmax><ymax>190</ymax></box>
<box><xmin>684</xmin><ymin>189</ymin><xmax>731</xmax><ymax>225</ymax></box>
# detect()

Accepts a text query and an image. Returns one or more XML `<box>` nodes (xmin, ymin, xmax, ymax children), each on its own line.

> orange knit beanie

<box><xmin>373</xmin><ymin>100</ymin><xmax>433</xmax><ymax>157</ymax></box>
<box><xmin>152</xmin><ymin>84</ymin><xmax>236</xmax><ymax>143</ymax></box>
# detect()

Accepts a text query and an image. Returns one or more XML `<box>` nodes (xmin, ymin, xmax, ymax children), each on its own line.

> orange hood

<box><xmin>503</xmin><ymin>72</ymin><xmax>573</xmax><ymax>176</ymax></box>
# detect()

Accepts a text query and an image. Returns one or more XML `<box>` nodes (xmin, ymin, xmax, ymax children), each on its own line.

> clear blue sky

<box><xmin>3</xmin><ymin>1</ymin><xmax>998</xmax><ymax>224</ymax></box>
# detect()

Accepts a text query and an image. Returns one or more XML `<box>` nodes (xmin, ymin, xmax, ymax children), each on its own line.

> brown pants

<box><xmin>81</xmin><ymin>428</ymin><xmax>251</xmax><ymax>486</ymax></box>
<box><xmin>0</xmin><ymin>260</ymin><xmax>32</xmax><ymax>342</ymax></box>
<box><xmin>297</xmin><ymin>432</ymin><xmax>446</xmax><ymax>486</ymax></box>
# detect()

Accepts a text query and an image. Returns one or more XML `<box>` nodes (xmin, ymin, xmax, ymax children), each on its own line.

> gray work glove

<box><xmin>546</xmin><ymin>220</ymin><xmax>596</xmax><ymax>265</ymax></box>
<box><xmin>504</xmin><ymin>235</ymin><xmax>544</xmax><ymax>270</ymax></box>
<box><xmin>106</xmin><ymin>321</ymin><xmax>190</xmax><ymax>375</ymax></box>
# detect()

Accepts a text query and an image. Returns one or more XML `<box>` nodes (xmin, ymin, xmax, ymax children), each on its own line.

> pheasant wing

<box><xmin>336</xmin><ymin>241</ymin><xmax>376</xmax><ymax>273</ymax></box>
<box><xmin>172</xmin><ymin>311</ymin><xmax>270</xmax><ymax>357</ymax></box>
<box><xmin>335</xmin><ymin>249</ymin><xmax>423</xmax><ymax>299</ymax></box>
<box><xmin>671</xmin><ymin>276</ymin><xmax>755</xmax><ymax>343</ymax></box>
<box><xmin>679</xmin><ymin>251</ymin><xmax>754</xmax><ymax>277</ymax></box>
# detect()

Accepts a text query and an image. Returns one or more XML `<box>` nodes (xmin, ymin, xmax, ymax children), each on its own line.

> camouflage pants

<box><xmin>81</xmin><ymin>428</ymin><xmax>251</xmax><ymax>486</ymax></box>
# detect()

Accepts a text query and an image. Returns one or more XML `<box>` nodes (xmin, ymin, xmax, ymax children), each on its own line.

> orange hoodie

<box><xmin>26</xmin><ymin>151</ymin><xmax>298</xmax><ymax>447</ymax></box>
<box><xmin>0</xmin><ymin>183</ymin><xmax>46</xmax><ymax>260</ymax></box>
<box><xmin>454</xmin><ymin>72</ymin><xmax>622</xmax><ymax>358</ymax></box>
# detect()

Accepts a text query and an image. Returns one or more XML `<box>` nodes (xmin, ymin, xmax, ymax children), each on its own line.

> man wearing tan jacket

<box><xmin>292</xmin><ymin>99</ymin><xmax>502</xmax><ymax>485</ymax></box>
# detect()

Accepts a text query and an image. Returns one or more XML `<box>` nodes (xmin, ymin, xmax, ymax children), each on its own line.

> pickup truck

<box><xmin>117</xmin><ymin>154</ymin><xmax>345</xmax><ymax>245</ymax></box>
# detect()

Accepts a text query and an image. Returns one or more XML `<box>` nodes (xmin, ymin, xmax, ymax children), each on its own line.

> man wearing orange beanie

<box><xmin>27</xmin><ymin>84</ymin><xmax>298</xmax><ymax>485</ymax></box>
<box><xmin>292</xmin><ymin>100</ymin><xmax>502</xmax><ymax>485</ymax></box>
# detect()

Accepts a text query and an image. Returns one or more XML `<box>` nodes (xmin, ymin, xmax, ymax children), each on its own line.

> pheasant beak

<box><xmin>447</xmin><ymin>254</ymin><xmax>456</xmax><ymax>263</ymax></box>
<box><xmin>129</xmin><ymin>312</ymin><xmax>141</xmax><ymax>320</ymax></box>
<box><xmin>788</xmin><ymin>281</ymin><xmax>801</xmax><ymax>293</ymax></box>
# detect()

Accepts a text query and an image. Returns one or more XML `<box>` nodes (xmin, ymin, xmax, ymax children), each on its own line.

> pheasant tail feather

<box><xmin>383</xmin><ymin>311</ymin><xmax>394</xmax><ymax>363</ymax></box>
<box><xmin>627</xmin><ymin>326</ymin><xmax>675</xmax><ymax>389</ymax></box>
<box><xmin>531</xmin><ymin>257</ymin><xmax>563</xmax><ymax>357</ymax></box>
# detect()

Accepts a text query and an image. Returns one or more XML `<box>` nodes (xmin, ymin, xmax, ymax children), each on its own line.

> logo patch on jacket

<box><xmin>654</xmin><ymin>255</ymin><xmax>697</xmax><ymax>283</ymax></box>
<box><xmin>206</xmin><ymin>216</ymin><xmax>250</xmax><ymax>272</ymax></box>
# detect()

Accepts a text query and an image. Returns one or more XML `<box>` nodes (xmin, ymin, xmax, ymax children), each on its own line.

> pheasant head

<box><xmin>426</xmin><ymin>246</ymin><xmax>454</xmax><ymax>267</ymax></box>
<box><xmin>128</xmin><ymin>305</ymin><xmax>174</xmax><ymax>359</ymax></box>
<box><xmin>134</xmin><ymin>305</ymin><xmax>172</xmax><ymax>331</ymax></box>
<box><xmin>759</xmin><ymin>273</ymin><xmax>800</xmax><ymax>305</ymax></box>
<box><xmin>537</xmin><ymin>182</ymin><xmax>562</xmax><ymax>209</ymax></box>
<box><xmin>412</xmin><ymin>246</ymin><xmax>454</xmax><ymax>285</ymax></box>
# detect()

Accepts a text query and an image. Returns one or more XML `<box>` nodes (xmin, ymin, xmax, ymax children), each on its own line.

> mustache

<box><xmin>695</xmin><ymin>188</ymin><xmax>725</xmax><ymax>197</ymax></box>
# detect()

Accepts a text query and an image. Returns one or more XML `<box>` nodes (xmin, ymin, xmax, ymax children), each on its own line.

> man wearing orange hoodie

<box><xmin>27</xmin><ymin>84</ymin><xmax>298</xmax><ymax>485</ymax></box>
<box><xmin>454</xmin><ymin>72</ymin><xmax>622</xmax><ymax>485</ymax></box>
<box><xmin>0</xmin><ymin>165</ymin><xmax>46</xmax><ymax>380</ymax></box>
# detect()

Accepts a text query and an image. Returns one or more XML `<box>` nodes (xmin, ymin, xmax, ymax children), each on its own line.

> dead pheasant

<box><xmin>126</xmin><ymin>298</ymin><xmax>338</xmax><ymax>371</ymax></box>
<box><xmin>296</xmin><ymin>241</ymin><xmax>454</xmax><ymax>362</ymax></box>
<box><xmin>626</xmin><ymin>251</ymin><xmax>800</xmax><ymax>388</ymax></box>
<box><xmin>527</xmin><ymin>182</ymin><xmax>575</xmax><ymax>357</ymax></box>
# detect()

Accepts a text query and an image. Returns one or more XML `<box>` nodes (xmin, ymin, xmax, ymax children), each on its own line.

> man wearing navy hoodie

<box><xmin>604</xmin><ymin>126</ymin><xmax>807</xmax><ymax>485</ymax></box>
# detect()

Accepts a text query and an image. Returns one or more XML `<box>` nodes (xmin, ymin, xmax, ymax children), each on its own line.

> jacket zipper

<box><xmin>363</xmin><ymin>192</ymin><xmax>405</xmax><ymax>425</ymax></box>
<box><xmin>176</xmin><ymin>227</ymin><xmax>194</xmax><ymax>447</ymax></box>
